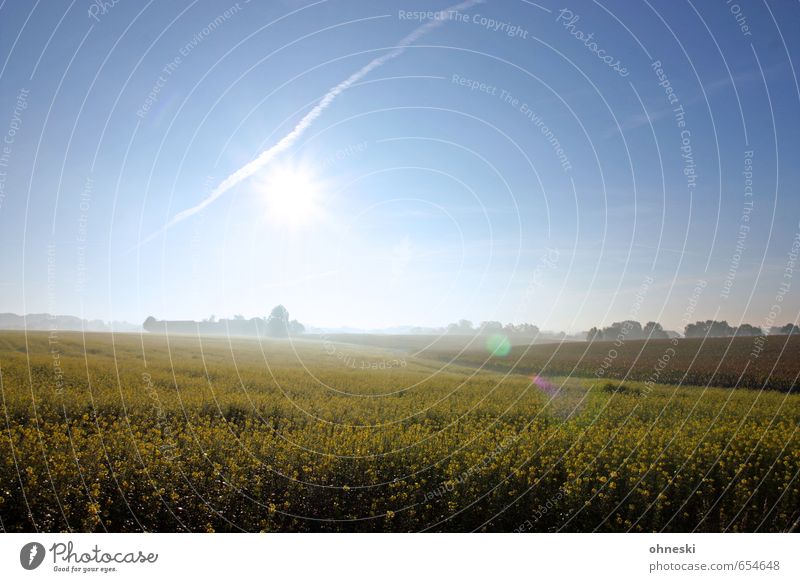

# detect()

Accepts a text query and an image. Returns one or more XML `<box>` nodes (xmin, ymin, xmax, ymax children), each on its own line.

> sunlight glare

<box><xmin>258</xmin><ymin>163</ymin><xmax>325</xmax><ymax>229</ymax></box>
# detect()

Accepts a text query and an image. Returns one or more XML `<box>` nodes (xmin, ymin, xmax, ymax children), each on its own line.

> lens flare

<box><xmin>486</xmin><ymin>334</ymin><xmax>511</xmax><ymax>357</ymax></box>
<box><xmin>532</xmin><ymin>375</ymin><xmax>559</xmax><ymax>397</ymax></box>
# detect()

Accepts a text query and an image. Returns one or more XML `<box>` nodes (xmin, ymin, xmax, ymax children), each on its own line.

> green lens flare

<box><xmin>486</xmin><ymin>334</ymin><xmax>512</xmax><ymax>357</ymax></box>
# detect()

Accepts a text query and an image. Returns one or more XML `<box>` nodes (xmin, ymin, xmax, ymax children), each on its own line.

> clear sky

<box><xmin>0</xmin><ymin>0</ymin><xmax>799</xmax><ymax>332</ymax></box>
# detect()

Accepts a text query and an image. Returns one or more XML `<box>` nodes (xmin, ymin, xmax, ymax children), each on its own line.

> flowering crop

<box><xmin>0</xmin><ymin>331</ymin><xmax>797</xmax><ymax>532</ymax></box>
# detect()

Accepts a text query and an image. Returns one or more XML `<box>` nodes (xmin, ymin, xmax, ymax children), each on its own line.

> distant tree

<box><xmin>618</xmin><ymin>320</ymin><xmax>643</xmax><ymax>340</ymax></box>
<box><xmin>770</xmin><ymin>323</ymin><xmax>800</xmax><ymax>335</ymax></box>
<box><xmin>643</xmin><ymin>321</ymin><xmax>669</xmax><ymax>339</ymax></box>
<box><xmin>288</xmin><ymin>320</ymin><xmax>305</xmax><ymax>335</ymax></box>
<box><xmin>506</xmin><ymin>323</ymin><xmax>539</xmax><ymax>337</ymax></box>
<box><xmin>446</xmin><ymin>320</ymin><xmax>541</xmax><ymax>337</ymax></box>
<box><xmin>586</xmin><ymin>321</ymin><xmax>645</xmax><ymax>341</ymax></box>
<box><xmin>599</xmin><ymin>321</ymin><xmax>643</xmax><ymax>341</ymax></box>
<box><xmin>735</xmin><ymin>323</ymin><xmax>763</xmax><ymax>337</ymax></box>
<box><xmin>712</xmin><ymin>320</ymin><xmax>736</xmax><ymax>336</ymax></box>
<box><xmin>479</xmin><ymin>321</ymin><xmax>503</xmax><ymax>334</ymax></box>
<box><xmin>685</xmin><ymin>320</ymin><xmax>736</xmax><ymax>338</ymax></box>
<box><xmin>266</xmin><ymin>305</ymin><xmax>290</xmax><ymax>338</ymax></box>
<box><xmin>446</xmin><ymin>319</ymin><xmax>474</xmax><ymax>334</ymax></box>
<box><xmin>143</xmin><ymin>316</ymin><xmax>157</xmax><ymax>332</ymax></box>
<box><xmin>233</xmin><ymin>314</ymin><xmax>245</xmax><ymax>321</ymax></box>
<box><xmin>684</xmin><ymin>322</ymin><xmax>702</xmax><ymax>337</ymax></box>
<box><xmin>712</xmin><ymin>320</ymin><xmax>735</xmax><ymax>337</ymax></box>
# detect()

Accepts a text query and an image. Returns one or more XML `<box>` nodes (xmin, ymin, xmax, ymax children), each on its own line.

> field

<box><xmin>0</xmin><ymin>331</ymin><xmax>798</xmax><ymax>532</ymax></box>
<box><xmin>419</xmin><ymin>335</ymin><xmax>800</xmax><ymax>392</ymax></box>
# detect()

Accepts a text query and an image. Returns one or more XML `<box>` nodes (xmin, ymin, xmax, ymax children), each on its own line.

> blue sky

<box><xmin>0</xmin><ymin>0</ymin><xmax>798</xmax><ymax>332</ymax></box>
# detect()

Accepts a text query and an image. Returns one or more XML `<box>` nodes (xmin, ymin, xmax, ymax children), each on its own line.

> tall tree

<box><xmin>735</xmin><ymin>323</ymin><xmax>763</xmax><ymax>337</ymax></box>
<box><xmin>644</xmin><ymin>321</ymin><xmax>668</xmax><ymax>339</ymax></box>
<box><xmin>267</xmin><ymin>305</ymin><xmax>290</xmax><ymax>338</ymax></box>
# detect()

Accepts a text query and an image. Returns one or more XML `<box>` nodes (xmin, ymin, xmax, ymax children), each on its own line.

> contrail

<box><xmin>146</xmin><ymin>0</ymin><xmax>483</xmax><ymax>243</ymax></box>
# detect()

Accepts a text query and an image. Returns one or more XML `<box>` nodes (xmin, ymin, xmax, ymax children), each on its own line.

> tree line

<box><xmin>587</xmin><ymin>321</ymin><xmax>669</xmax><ymax>341</ymax></box>
<box><xmin>143</xmin><ymin>305</ymin><xmax>304</xmax><ymax>338</ymax></box>
<box><xmin>586</xmin><ymin>320</ymin><xmax>799</xmax><ymax>341</ymax></box>
<box><xmin>445</xmin><ymin>320</ymin><xmax>541</xmax><ymax>337</ymax></box>
<box><xmin>683</xmin><ymin>320</ymin><xmax>798</xmax><ymax>338</ymax></box>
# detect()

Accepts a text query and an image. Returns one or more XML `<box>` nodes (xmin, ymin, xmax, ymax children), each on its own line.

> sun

<box><xmin>257</xmin><ymin>162</ymin><xmax>325</xmax><ymax>229</ymax></box>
